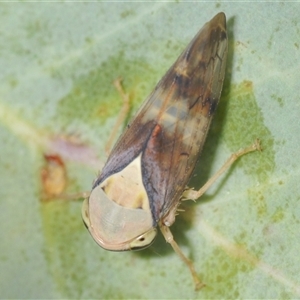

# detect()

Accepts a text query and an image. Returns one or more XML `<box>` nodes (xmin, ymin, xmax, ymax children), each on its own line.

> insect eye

<box><xmin>129</xmin><ymin>229</ymin><xmax>158</xmax><ymax>250</ymax></box>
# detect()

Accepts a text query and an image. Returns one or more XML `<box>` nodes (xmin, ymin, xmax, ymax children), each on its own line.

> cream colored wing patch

<box><xmin>82</xmin><ymin>155</ymin><xmax>157</xmax><ymax>251</ymax></box>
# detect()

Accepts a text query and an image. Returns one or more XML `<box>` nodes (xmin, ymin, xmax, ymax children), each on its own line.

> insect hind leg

<box><xmin>105</xmin><ymin>78</ymin><xmax>131</xmax><ymax>155</ymax></box>
<box><xmin>183</xmin><ymin>139</ymin><xmax>262</xmax><ymax>201</ymax></box>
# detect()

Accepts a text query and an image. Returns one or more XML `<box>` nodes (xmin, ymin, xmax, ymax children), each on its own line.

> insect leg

<box><xmin>104</xmin><ymin>78</ymin><xmax>131</xmax><ymax>155</ymax></box>
<box><xmin>183</xmin><ymin>139</ymin><xmax>262</xmax><ymax>201</ymax></box>
<box><xmin>41</xmin><ymin>188</ymin><xmax>90</xmax><ymax>202</ymax></box>
<box><xmin>158</xmin><ymin>140</ymin><xmax>261</xmax><ymax>290</ymax></box>
<box><xmin>159</xmin><ymin>222</ymin><xmax>205</xmax><ymax>291</ymax></box>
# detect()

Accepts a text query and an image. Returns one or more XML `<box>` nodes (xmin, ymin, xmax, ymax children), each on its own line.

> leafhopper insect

<box><xmin>82</xmin><ymin>12</ymin><xmax>260</xmax><ymax>290</ymax></box>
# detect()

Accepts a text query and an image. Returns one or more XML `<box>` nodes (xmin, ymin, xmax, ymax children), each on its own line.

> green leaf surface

<box><xmin>1</xmin><ymin>2</ymin><xmax>300</xmax><ymax>299</ymax></box>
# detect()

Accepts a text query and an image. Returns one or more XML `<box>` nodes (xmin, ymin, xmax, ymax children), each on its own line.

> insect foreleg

<box><xmin>159</xmin><ymin>222</ymin><xmax>205</xmax><ymax>291</ymax></box>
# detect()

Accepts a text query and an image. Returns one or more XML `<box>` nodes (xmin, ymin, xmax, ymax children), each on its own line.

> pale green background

<box><xmin>1</xmin><ymin>2</ymin><xmax>300</xmax><ymax>299</ymax></box>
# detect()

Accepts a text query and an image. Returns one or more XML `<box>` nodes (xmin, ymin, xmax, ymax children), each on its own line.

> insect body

<box><xmin>82</xmin><ymin>12</ymin><xmax>228</xmax><ymax>289</ymax></box>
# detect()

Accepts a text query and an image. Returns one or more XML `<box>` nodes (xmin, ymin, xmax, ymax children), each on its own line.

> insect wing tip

<box><xmin>213</xmin><ymin>12</ymin><xmax>226</xmax><ymax>24</ymax></box>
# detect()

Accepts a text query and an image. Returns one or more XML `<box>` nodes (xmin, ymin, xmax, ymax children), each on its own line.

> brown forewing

<box><xmin>94</xmin><ymin>13</ymin><xmax>228</xmax><ymax>224</ymax></box>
